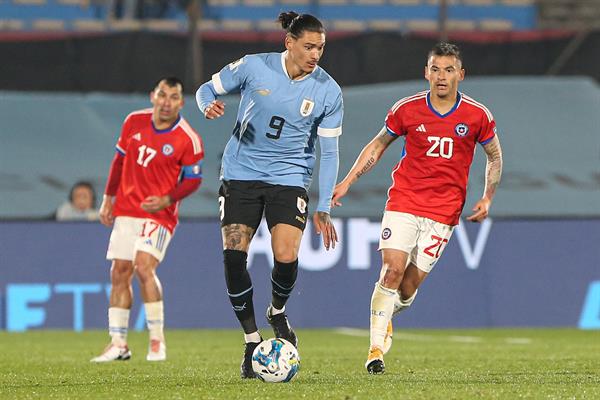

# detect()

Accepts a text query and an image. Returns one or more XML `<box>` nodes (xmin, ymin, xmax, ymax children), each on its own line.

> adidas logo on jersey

<box><xmin>132</xmin><ymin>133</ymin><xmax>142</xmax><ymax>141</ymax></box>
<box><xmin>416</xmin><ymin>124</ymin><xmax>427</xmax><ymax>133</ymax></box>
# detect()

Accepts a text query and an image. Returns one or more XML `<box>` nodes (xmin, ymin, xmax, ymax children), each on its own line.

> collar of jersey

<box><xmin>426</xmin><ymin>91</ymin><xmax>462</xmax><ymax>118</ymax></box>
<box><xmin>280</xmin><ymin>51</ymin><xmax>316</xmax><ymax>82</ymax></box>
<box><xmin>152</xmin><ymin>115</ymin><xmax>181</xmax><ymax>134</ymax></box>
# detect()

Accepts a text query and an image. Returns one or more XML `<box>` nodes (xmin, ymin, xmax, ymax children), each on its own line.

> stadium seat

<box><xmin>32</xmin><ymin>18</ymin><xmax>65</xmax><ymax>30</ymax></box>
<box><xmin>447</xmin><ymin>18</ymin><xmax>477</xmax><ymax>30</ymax></box>
<box><xmin>73</xmin><ymin>18</ymin><xmax>106</xmax><ymax>31</ymax></box>
<box><xmin>368</xmin><ymin>19</ymin><xmax>403</xmax><ymax>30</ymax></box>
<box><xmin>479</xmin><ymin>18</ymin><xmax>513</xmax><ymax>30</ymax></box>
<box><xmin>405</xmin><ymin>18</ymin><xmax>438</xmax><ymax>30</ymax></box>
<box><xmin>331</xmin><ymin>19</ymin><xmax>367</xmax><ymax>30</ymax></box>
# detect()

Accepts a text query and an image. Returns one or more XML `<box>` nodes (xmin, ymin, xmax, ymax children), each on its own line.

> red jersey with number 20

<box><xmin>113</xmin><ymin>109</ymin><xmax>204</xmax><ymax>233</ymax></box>
<box><xmin>384</xmin><ymin>91</ymin><xmax>496</xmax><ymax>226</ymax></box>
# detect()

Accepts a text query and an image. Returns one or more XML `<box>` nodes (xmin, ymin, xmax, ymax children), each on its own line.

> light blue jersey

<box><xmin>197</xmin><ymin>52</ymin><xmax>343</xmax><ymax>212</ymax></box>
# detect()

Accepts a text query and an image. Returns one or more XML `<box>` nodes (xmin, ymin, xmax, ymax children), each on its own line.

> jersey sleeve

<box><xmin>210</xmin><ymin>56</ymin><xmax>251</xmax><ymax>95</ymax></box>
<box><xmin>384</xmin><ymin>103</ymin><xmax>407</xmax><ymax>137</ymax></box>
<box><xmin>115</xmin><ymin>114</ymin><xmax>134</xmax><ymax>154</ymax></box>
<box><xmin>317</xmin><ymin>88</ymin><xmax>343</xmax><ymax>138</ymax></box>
<box><xmin>478</xmin><ymin>110</ymin><xmax>497</xmax><ymax>145</ymax></box>
<box><xmin>180</xmin><ymin>131</ymin><xmax>204</xmax><ymax>175</ymax></box>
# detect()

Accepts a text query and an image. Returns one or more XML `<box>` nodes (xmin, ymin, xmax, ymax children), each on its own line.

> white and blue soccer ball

<box><xmin>251</xmin><ymin>338</ymin><xmax>300</xmax><ymax>383</ymax></box>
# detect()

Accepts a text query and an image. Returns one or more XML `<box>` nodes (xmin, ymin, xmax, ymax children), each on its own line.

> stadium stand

<box><xmin>0</xmin><ymin>0</ymin><xmax>537</xmax><ymax>31</ymax></box>
<box><xmin>538</xmin><ymin>0</ymin><xmax>600</xmax><ymax>30</ymax></box>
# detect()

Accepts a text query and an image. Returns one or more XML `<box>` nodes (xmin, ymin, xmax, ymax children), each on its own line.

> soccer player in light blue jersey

<box><xmin>196</xmin><ymin>11</ymin><xmax>343</xmax><ymax>378</ymax></box>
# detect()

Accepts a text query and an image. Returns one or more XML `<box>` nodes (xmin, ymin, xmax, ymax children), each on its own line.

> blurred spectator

<box><xmin>56</xmin><ymin>181</ymin><xmax>99</xmax><ymax>221</ymax></box>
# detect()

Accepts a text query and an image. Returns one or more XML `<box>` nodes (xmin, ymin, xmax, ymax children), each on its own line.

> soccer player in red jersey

<box><xmin>332</xmin><ymin>43</ymin><xmax>503</xmax><ymax>374</ymax></box>
<box><xmin>91</xmin><ymin>77</ymin><xmax>204</xmax><ymax>362</ymax></box>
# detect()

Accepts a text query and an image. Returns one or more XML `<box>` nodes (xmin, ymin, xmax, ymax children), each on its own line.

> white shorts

<box><xmin>106</xmin><ymin>216</ymin><xmax>172</xmax><ymax>263</ymax></box>
<box><xmin>378</xmin><ymin>211</ymin><xmax>454</xmax><ymax>273</ymax></box>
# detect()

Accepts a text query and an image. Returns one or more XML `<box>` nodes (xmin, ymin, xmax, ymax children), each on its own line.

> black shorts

<box><xmin>218</xmin><ymin>180</ymin><xmax>309</xmax><ymax>231</ymax></box>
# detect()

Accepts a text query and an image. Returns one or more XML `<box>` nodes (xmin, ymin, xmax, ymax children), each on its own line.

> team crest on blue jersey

<box><xmin>162</xmin><ymin>144</ymin><xmax>174</xmax><ymax>156</ymax></box>
<box><xmin>382</xmin><ymin>228</ymin><xmax>392</xmax><ymax>240</ymax></box>
<box><xmin>454</xmin><ymin>123</ymin><xmax>469</xmax><ymax>137</ymax></box>
<box><xmin>300</xmin><ymin>99</ymin><xmax>315</xmax><ymax>117</ymax></box>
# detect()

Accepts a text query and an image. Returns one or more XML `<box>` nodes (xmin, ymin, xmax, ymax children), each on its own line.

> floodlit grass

<box><xmin>1</xmin><ymin>329</ymin><xmax>598</xmax><ymax>399</ymax></box>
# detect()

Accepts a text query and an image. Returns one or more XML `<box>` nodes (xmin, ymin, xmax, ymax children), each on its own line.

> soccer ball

<box><xmin>251</xmin><ymin>338</ymin><xmax>300</xmax><ymax>383</ymax></box>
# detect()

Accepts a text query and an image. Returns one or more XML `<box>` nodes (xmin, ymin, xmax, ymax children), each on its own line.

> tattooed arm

<box><xmin>332</xmin><ymin>126</ymin><xmax>397</xmax><ymax>206</ymax></box>
<box><xmin>466</xmin><ymin>135</ymin><xmax>503</xmax><ymax>222</ymax></box>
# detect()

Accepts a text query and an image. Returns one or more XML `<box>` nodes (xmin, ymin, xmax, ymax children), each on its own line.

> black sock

<box><xmin>271</xmin><ymin>258</ymin><xmax>298</xmax><ymax>310</ymax></box>
<box><xmin>224</xmin><ymin>249</ymin><xmax>257</xmax><ymax>333</ymax></box>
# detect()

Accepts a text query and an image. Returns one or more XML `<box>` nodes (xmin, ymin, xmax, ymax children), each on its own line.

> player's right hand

<box><xmin>331</xmin><ymin>182</ymin><xmax>349</xmax><ymax>208</ymax></box>
<box><xmin>204</xmin><ymin>100</ymin><xmax>225</xmax><ymax>119</ymax></box>
<box><xmin>99</xmin><ymin>195</ymin><xmax>115</xmax><ymax>227</ymax></box>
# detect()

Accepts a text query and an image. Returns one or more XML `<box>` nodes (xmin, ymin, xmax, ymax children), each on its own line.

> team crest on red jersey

<box><xmin>454</xmin><ymin>123</ymin><xmax>469</xmax><ymax>137</ymax></box>
<box><xmin>162</xmin><ymin>144</ymin><xmax>174</xmax><ymax>155</ymax></box>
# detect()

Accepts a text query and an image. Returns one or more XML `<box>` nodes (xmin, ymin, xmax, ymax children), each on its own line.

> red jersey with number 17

<box><xmin>384</xmin><ymin>91</ymin><xmax>496</xmax><ymax>226</ymax></box>
<box><xmin>113</xmin><ymin>109</ymin><xmax>204</xmax><ymax>233</ymax></box>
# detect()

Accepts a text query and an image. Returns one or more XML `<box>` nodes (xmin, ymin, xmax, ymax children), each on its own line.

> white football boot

<box><xmin>146</xmin><ymin>339</ymin><xmax>166</xmax><ymax>361</ymax></box>
<box><xmin>90</xmin><ymin>343</ymin><xmax>131</xmax><ymax>362</ymax></box>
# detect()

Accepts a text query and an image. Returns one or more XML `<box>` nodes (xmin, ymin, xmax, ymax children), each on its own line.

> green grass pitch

<box><xmin>1</xmin><ymin>329</ymin><xmax>598</xmax><ymax>399</ymax></box>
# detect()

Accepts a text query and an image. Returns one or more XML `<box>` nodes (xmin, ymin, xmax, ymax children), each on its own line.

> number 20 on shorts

<box><xmin>424</xmin><ymin>235</ymin><xmax>449</xmax><ymax>258</ymax></box>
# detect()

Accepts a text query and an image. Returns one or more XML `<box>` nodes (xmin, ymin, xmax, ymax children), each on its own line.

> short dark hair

<box><xmin>427</xmin><ymin>42</ymin><xmax>463</xmax><ymax>66</ymax></box>
<box><xmin>69</xmin><ymin>181</ymin><xmax>96</xmax><ymax>208</ymax></box>
<box><xmin>154</xmin><ymin>76</ymin><xmax>184</xmax><ymax>93</ymax></box>
<box><xmin>278</xmin><ymin>11</ymin><xmax>325</xmax><ymax>38</ymax></box>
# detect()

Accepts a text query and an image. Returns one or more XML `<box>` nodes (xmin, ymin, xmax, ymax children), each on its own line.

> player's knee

<box><xmin>381</xmin><ymin>264</ymin><xmax>404</xmax><ymax>287</ymax></box>
<box><xmin>134</xmin><ymin>263</ymin><xmax>156</xmax><ymax>285</ymax></box>
<box><xmin>272</xmin><ymin>248</ymin><xmax>298</xmax><ymax>264</ymax></box>
<box><xmin>110</xmin><ymin>262</ymin><xmax>133</xmax><ymax>283</ymax></box>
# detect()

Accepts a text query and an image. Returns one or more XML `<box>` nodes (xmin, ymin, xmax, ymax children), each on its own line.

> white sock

<box><xmin>108</xmin><ymin>307</ymin><xmax>130</xmax><ymax>347</ymax></box>
<box><xmin>269</xmin><ymin>304</ymin><xmax>285</xmax><ymax>316</ymax></box>
<box><xmin>244</xmin><ymin>331</ymin><xmax>262</xmax><ymax>343</ymax></box>
<box><xmin>393</xmin><ymin>289</ymin><xmax>418</xmax><ymax>317</ymax></box>
<box><xmin>145</xmin><ymin>301</ymin><xmax>165</xmax><ymax>343</ymax></box>
<box><xmin>370</xmin><ymin>282</ymin><xmax>396</xmax><ymax>350</ymax></box>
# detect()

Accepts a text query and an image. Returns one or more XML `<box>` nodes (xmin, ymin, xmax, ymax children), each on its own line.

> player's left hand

<box><xmin>467</xmin><ymin>197</ymin><xmax>491</xmax><ymax>222</ymax></box>
<box><xmin>312</xmin><ymin>211</ymin><xmax>338</xmax><ymax>251</ymax></box>
<box><xmin>141</xmin><ymin>195</ymin><xmax>172</xmax><ymax>213</ymax></box>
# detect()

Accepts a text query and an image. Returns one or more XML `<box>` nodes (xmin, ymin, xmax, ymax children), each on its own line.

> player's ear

<box><xmin>284</xmin><ymin>34</ymin><xmax>294</xmax><ymax>51</ymax></box>
<box><xmin>459</xmin><ymin>68</ymin><xmax>465</xmax><ymax>81</ymax></box>
<box><xmin>424</xmin><ymin>65</ymin><xmax>429</xmax><ymax>80</ymax></box>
